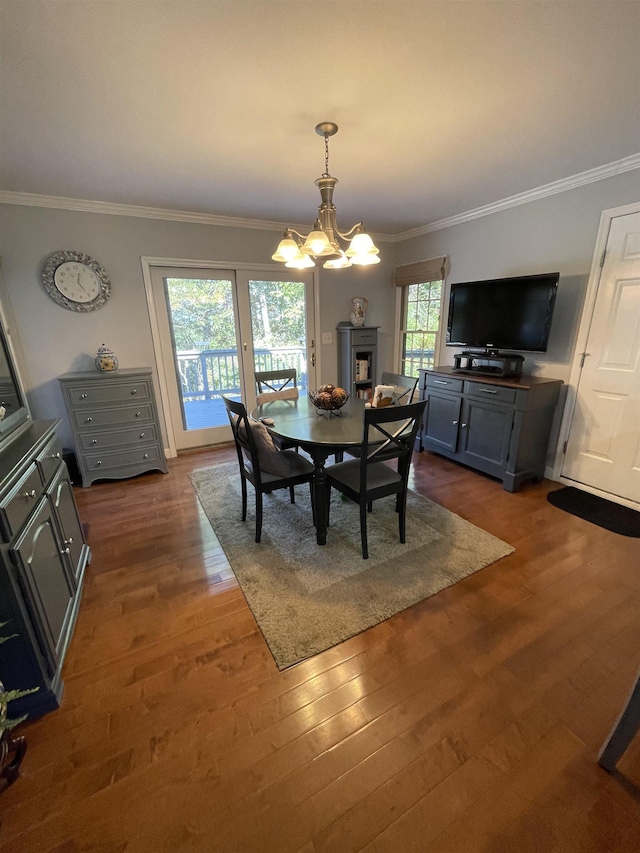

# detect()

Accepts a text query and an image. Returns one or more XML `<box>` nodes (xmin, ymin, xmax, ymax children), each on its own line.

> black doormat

<box><xmin>547</xmin><ymin>487</ymin><xmax>640</xmax><ymax>538</ymax></box>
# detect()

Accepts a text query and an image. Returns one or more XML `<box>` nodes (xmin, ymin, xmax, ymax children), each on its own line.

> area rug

<box><xmin>547</xmin><ymin>486</ymin><xmax>640</xmax><ymax>537</ymax></box>
<box><xmin>190</xmin><ymin>462</ymin><xmax>515</xmax><ymax>669</ymax></box>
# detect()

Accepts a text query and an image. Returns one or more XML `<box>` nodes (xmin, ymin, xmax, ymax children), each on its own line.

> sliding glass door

<box><xmin>148</xmin><ymin>265</ymin><xmax>316</xmax><ymax>452</ymax></box>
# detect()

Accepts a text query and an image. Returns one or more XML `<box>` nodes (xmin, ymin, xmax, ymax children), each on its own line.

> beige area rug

<box><xmin>190</xmin><ymin>462</ymin><xmax>514</xmax><ymax>669</ymax></box>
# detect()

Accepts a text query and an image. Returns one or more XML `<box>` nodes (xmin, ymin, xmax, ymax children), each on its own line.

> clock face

<box><xmin>54</xmin><ymin>262</ymin><xmax>102</xmax><ymax>303</ymax></box>
<box><xmin>41</xmin><ymin>250</ymin><xmax>111</xmax><ymax>312</ymax></box>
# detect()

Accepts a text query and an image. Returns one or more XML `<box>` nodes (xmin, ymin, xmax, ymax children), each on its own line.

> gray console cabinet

<box><xmin>337</xmin><ymin>324</ymin><xmax>379</xmax><ymax>401</ymax></box>
<box><xmin>0</xmin><ymin>419</ymin><xmax>90</xmax><ymax>719</ymax></box>
<box><xmin>59</xmin><ymin>368</ymin><xmax>168</xmax><ymax>487</ymax></box>
<box><xmin>418</xmin><ymin>367</ymin><xmax>562</xmax><ymax>491</ymax></box>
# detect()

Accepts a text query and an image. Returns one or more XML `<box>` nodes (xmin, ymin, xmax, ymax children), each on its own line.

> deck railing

<box><xmin>176</xmin><ymin>347</ymin><xmax>308</xmax><ymax>402</ymax></box>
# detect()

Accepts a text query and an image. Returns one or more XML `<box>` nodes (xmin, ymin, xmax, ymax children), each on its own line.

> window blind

<box><xmin>393</xmin><ymin>256</ymin><xmax>447</xmax><ymax>287</ymax></box>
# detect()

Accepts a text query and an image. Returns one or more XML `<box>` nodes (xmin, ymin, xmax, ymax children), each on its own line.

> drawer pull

<box><xmin>91</xmin><ymin>439</ymin><xmax>98</xmax><ymax>445</ymax></box>
<box><xmin>86</xmin><ymin>417</ymin><xmax>93</xmax><ymax>423</ymax></box>
<box><xmin>131</xmin><ymin>389</ymin><xmax>138</xmax><ymax>395</ymax></box>
<box><xmin>80</xmin><ymin>393</ymin><xmax>88</xmax><ymax>399</ymax></box>
<box><xmin>433</xmin><ymin>380</ymin><xmax>449</xmax><ymax>385</ymax></box>
<box><xmin>479</xmin><ymin>388</ymin><xmax>497</xmax><ymax>394</ymax></box>
<box><xmin>96</xmin><ymin>461</ymin><xmax>102</xmax><ymax>466</ymax></box>
<box><xmin>51</xmin><ymin>452</ymin><xmax>61</xmax><ymax>459</ymax></box>
<box><xmin>143</xmin><ymin>453</ymin><xmax>149</xmax><ymax>459</ymax></box>
<box><xmin>23</xmin><ymin>489</ymin><xmax>37</xmax><ymax>499</ymax></box>
<box><xmin>139</xmin><ymin>432</ymin><xmax>145</xmax><ymax>438</ymax></box>
<box><xmin>135</xmin><ymin>411</ymin><xmax>142</xmax><ymax>417</ymax></box>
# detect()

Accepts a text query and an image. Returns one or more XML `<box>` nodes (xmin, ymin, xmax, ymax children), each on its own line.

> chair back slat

<box><xmin>255</xmin><ymin>368</ymin><xmax>297</xmax><ymax>395</ymax></box>
<box><xmin>223</xmin><ymin>396</ymin><xmax>263</xmax><ymax>484</ymax></box>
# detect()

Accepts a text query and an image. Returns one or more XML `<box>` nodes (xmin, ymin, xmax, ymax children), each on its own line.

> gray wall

<box><xmin>395</xmin><ymin>171</ymin><xmax>639</xmax><ymax>381</ymax></box>
<box><xmin>0</xmin><ymin>203</ymin><xmax>396</xmax><ymax>448</ymax></box>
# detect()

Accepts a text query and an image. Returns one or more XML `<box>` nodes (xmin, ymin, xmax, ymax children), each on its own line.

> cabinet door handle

<box><xmin>51</xmin><ymin>452</ymin><xmax>61</xmax><ymax>459</ymax></box>
<box><xmin>23</xmin><ymin>489</ymin><xmax>37</xmax><ymax>499</ymax></box>
<box><xmin>61</xmin><ymin>547</ymin><xmax>70</xmax><ymax>555</ymax></box>
<box><xmin>452</xmin><ymin>420</ymin><xmax>458</xmax><ymax>425</ymax></box>
<box><xmin>86</xmin><ymin>417</ymin><xmax>93</xmax><ymax>423</ymax></box>
<box><xmin>461</xmin><ymin>423</ymin><xmax>468</xmax><ymax>428</ymax></box>
<box><xmin>479</xmin><ymin>388</ymin><xmax>497</xmax><ymax>394</ymax></box>
<box><xmin>66</xmin><ymin>537</ymin><xmax>73</xmax><ymax>545</ymax></box>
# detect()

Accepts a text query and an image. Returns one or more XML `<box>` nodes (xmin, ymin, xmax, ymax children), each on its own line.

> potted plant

<box><xmin>0</xmin><ymin>623</ymin><xmax>38</xmax><ymax>790</ymax></box>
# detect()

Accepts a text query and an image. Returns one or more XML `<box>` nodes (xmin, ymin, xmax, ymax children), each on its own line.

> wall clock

<box><xmin>41</xmin><ymin>250</ymin><xmax>111</xmax><ymax>312</ymax></box>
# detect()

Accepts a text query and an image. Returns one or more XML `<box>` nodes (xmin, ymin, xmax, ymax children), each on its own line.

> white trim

<box><xmin>550</xmin><ymin>200</ymin><xmax>640</xmax><ymax>493</ymax></box>
<box><xmin>393</xmin><ymin>287</ymin><xmax>403</xmax><ymax>372</ymax></box>
<box><xmin>395</xmin><ymin>155</ymin><xmax>640</xmax><ymax>241</ymax></box>
<box><xmin>2</xmin><ymin>155</ymin><xmax>637</xmax><ymax>242</ymax></box>
<box><xmin>556</xmin><ymin>477</ymin><xmax>640</xmax><ymax>512</ymax></box>
<box><xmin>140</xmin><ymin>256</ymin><xmax>320</xmax><ymax>456</ymax></box>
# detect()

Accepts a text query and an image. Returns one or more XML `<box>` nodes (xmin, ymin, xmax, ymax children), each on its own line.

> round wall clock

<box><xmin>41</xmin><ymin>250</ymin><xmax>111</xmax><ymax>312</ymax></box>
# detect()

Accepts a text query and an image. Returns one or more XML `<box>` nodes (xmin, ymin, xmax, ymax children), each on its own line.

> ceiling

<box><xmin>1</xmin><ymin>1</ymin><xmax>639</xmax><ymax>236</ymax></box>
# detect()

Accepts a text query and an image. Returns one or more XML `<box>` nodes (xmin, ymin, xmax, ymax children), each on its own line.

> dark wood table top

<box><xmin>253</xmin><ymin>396</ymin><xmax>367</xmax><ymax>450</ymax></box>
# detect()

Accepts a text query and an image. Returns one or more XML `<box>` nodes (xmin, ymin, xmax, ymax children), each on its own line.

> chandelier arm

<box><xmin>334</xmin><ymin>222</ymin><xmax>366</xmax><ymax>241</ymax></box>
<box><xmin>286</xmin><ymin>228</ymin><xmax>309</xmax><ymax>241</ymax></box>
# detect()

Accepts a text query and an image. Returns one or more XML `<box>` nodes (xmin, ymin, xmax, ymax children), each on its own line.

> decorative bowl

<box><xmin>309</xmin><ymin>386</ymin><xmax>349</xmax><ymax>414</ymax></box>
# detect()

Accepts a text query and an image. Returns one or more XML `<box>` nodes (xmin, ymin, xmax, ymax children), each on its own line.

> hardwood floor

<box><xmin>1</xmin><ymin>446</ymin><xmax>639</xmax><ymax>852</ymax></box>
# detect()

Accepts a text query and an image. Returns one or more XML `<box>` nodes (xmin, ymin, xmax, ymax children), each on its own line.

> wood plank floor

<box><xmin>1</xmin><ymin>446</ymin><xmax>639</xmax><ymax>852</ymax></box>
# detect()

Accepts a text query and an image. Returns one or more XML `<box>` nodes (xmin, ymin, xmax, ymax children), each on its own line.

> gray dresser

<box><xmin>59</xmin><ymin>368</ymin><xmax>168</xmax><ymax>487</ymax></box>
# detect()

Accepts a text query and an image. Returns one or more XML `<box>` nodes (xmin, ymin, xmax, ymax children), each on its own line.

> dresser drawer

<box><xmin>350</xmin><ymin>328</ymin><xmax>377</xmax><ymax>345</ymax></box>
<box><xmin>464</xmin><ymin>382</ymin><xmax>516</xmax><ymax>405</ymax></box>
<box><xmin>78</xmin><ymin>424</ymin><xmax>159</xmax><ymax>451</ymax></box>
<box><xmin>426</xmin><ymin>375</ymin><xmax>464</xmax><ymax>394</ymax></box>
<box><xmin>85</xmin><ymin>444</ymin><xmax>163</xmax><ymax>473</ymax></box>
<box><xmin>73</xmin><ymin>404</ymin><xmax>154</xmax><ymax>430</ymax></box>
<box><xmin>36</xmin><ymin>434</ymin><xmax>64</xmax><ymax>486</ymax></box>
<box><xmin>63</xmin><ymin>379</ymin><xmax>152</xmax><ymax>407</ymax></box>
<box><xmin>0</xmin><ymin>463</ymin><xmax>43</xmax><ymax>541</ymax></box>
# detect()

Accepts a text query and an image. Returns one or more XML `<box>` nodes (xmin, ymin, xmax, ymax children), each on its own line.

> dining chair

<box><xmin>255</xmin><ymin>368</ymin><xmax>298</xmax><ymax>405</ymax></box>
<box><xmin>255</xmin><ymin>368</ymin><xmax>300</xmax><ymax>451</ymax></box>
<box><xmin>223</xmin><ymin>396</ymin><xmax>314</xmax><ymax>543</ymax></box>
<box><xmin>325</xmin><ymin>399</ymin><xmax>427</xmax><ymax>559</ymax></box>
<box><xmin>380</xmin><ymin>371</ymin><xmax>419</xmax><ymax>405</ymax></box>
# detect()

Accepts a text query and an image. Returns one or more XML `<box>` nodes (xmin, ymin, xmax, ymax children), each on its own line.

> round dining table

<box><xmin>252</xmin><ymin>396</ymin><xmax>367</xmax><ymax>545</ymax></box>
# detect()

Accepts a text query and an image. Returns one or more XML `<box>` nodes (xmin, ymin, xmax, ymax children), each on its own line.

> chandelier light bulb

<box><xmin>345</xmin><ymin>231</ymin><xmax>379</xmax><ymax>258</ymax></box>
<box><xmin>272</xmin><ymin>236</ymin><xmax>303</xmax><ymax>263</ymax></box>
<box><xmin>285</xmin><ymin>254</ymin><xmax>315</xmax><ymax>269</ymax></box>
<box><xmin>323</xmin><ymin>251</ymin><xmax>352</xmax><ymax>269</ymax></box>
<box><xmin>301</xmin><ymin>227</ymin><xmax>333</xmax><ymax>257</ymax></box>
<box><xmin>350</xmin><ymin>253</ymin><xmax>381</xmax><ymax>266</ymax></box>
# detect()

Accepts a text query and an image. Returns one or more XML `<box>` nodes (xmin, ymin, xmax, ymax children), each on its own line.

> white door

<box><xmin>561</xmin><ymin>208</ymin><xmax>640</xmax><ymax>506</ymax></box>
<box><xmin>146</xmin><ymin>263</ymin><xmax>317</xmax><ymax>453</ymax></box>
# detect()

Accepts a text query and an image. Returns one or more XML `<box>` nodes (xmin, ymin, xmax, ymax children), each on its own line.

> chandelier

<box><xmin>271</xmin><ymin>122</ymin><xmax>380</xmax><ymax>270</ymax></box>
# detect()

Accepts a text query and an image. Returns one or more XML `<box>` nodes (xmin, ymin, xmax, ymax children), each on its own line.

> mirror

<box><xmin>0</xmin><ymin>318</ymin><xmax>28</xmax><ymax>438</ymax></box>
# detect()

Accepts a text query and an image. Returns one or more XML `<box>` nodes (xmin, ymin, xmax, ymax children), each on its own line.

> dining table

<box><xmin>252</xmin><ymin>396</ymin><xmax>368</xmax><ymax>545</ymax></box>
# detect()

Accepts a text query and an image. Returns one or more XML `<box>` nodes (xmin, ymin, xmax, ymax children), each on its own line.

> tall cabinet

<box><xmin>337</xmin><ymin>324</ymin><xmax>379</xmax><ymax>401</ymax></box>
<box><xmin>0</xmin><ymin>419</ymin><xmax>90</xmax><ymax>719</ymax></box>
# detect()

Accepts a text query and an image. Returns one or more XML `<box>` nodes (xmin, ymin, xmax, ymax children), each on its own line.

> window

<box><xmin>400</xmin><ymin>278</ymin><xmax>443</xmax><ymax>376</ymax></box>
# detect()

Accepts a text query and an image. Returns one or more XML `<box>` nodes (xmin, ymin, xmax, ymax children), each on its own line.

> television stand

<box><xmin>453</xmin><ymin>351</ymin><xmax>524</xmax><ymax>377</ymax></box>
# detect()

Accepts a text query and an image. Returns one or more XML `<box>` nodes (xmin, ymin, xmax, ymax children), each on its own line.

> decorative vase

<box><xmin>350</xmin><ymin>297</ymin><xmax>368</xmax><ymax>327</ymax></box>
<box><xmin>95</xmin><ymin>344</ymin><xmax>118</xmax><ymax>372</ymax></box>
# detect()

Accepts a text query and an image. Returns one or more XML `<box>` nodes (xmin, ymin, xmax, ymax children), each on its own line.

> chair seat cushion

<box><xmin>242</xmin><ymin>421</ymin><xmax>313</xmax><ymax>478</ymax></box>
<box><xmin>327</xmin><ymin>459</ymin><xmax>401</xmax><ymax>492</ymax></box>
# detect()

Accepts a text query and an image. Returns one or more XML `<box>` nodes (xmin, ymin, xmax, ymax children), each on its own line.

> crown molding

<box><xmin>393</xmin><ymin>153</ymin><xmax>640</xmax><ymax>242</ymax></box>
<box><xmin>2</xmin><ymin>152</ymin><xmax>638</xmax><ymax>243</ymax></box>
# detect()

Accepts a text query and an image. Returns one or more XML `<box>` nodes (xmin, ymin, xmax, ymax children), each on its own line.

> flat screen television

<box><xmin>446</xmin><ymin>272</ymin><xmax>559</xmax><ymax>354</ymax></box>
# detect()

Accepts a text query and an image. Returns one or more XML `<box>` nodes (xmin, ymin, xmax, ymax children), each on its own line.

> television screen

<box><xmin>446</xmin><ymin>272</ymin><xmax>559</xmax><ymax>353</ymax></box>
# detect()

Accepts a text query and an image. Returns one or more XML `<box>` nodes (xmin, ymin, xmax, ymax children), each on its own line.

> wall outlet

<box><xmin>321</xmin><ymin>332</ymin><xmax>333</xmax><ymax>345</ymax></box>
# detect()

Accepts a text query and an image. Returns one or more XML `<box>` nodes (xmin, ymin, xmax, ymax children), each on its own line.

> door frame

<box><xmin>551</xmin><ymin>201</ymin><xmax>640</xmax><ymax>508</ymax></box>
<box><xmin>141</xmin><ymin>256</ymin><xmax>321</xmax><ymax>458</ymax></box>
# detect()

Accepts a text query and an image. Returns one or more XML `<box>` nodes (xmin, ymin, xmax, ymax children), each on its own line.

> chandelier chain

<box><xmin>324</xmin><ymin>133</ymin><xmax>330</xmax><ymax>177</ymax></box>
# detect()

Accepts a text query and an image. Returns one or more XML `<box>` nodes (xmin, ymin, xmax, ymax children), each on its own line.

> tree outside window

<box><xmin>401</xmin><ymin>280</ymin><xmax>443</xmax><ymax>376</ymax></box>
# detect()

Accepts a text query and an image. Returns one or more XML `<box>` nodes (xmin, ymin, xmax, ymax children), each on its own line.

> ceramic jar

<box><xmin>95</xmin><ymin>344</ymin><xmax>119</xmax><ymax>372</ymax></box>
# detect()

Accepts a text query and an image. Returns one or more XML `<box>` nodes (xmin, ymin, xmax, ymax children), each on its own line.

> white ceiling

<box><xmin>1</xmin><ymin>1</ymin><xmax>639</xmax><ymax>236</ymax></box>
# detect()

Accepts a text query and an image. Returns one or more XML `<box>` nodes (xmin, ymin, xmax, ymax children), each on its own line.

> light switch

<box><xmin>322</xmin><ymin>332</ymin><xmax>333</xmax><ymax>345</ymax></box>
